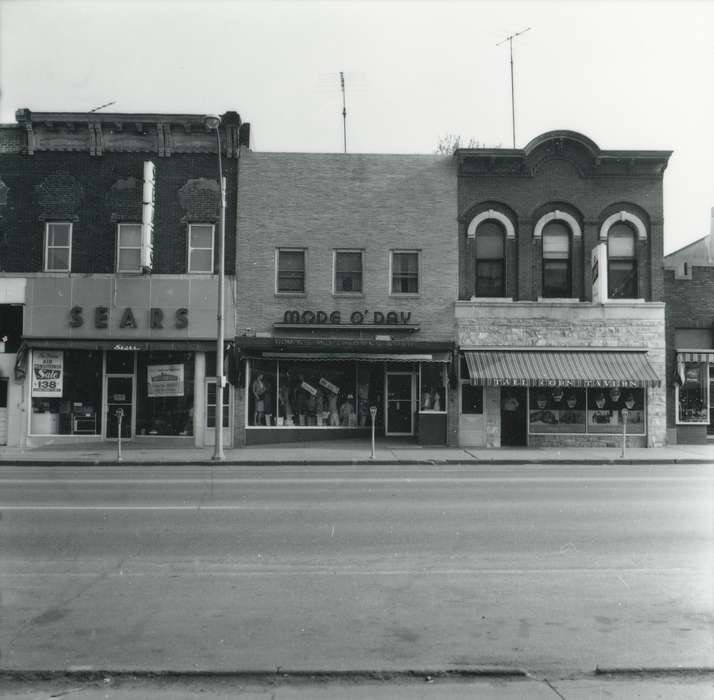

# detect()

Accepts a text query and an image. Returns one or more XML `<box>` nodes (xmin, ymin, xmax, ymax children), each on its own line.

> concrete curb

<box><xmin>0</xmin><ymin>668</ymin><xmax>529</xmax><ymax>682</ymax></box>
<box><xmin>0</xmin><ymin>458</ymin><xmax>712</xmax><ymax>467</ymax></box>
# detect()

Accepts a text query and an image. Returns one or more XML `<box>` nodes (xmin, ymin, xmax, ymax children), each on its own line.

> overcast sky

<box><xmin>1</xmin><ymin>0</ymin><xmax>712</xmax><ymax>253</ymax></box>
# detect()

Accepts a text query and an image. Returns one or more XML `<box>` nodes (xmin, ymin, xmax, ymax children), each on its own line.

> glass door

<box><xmin>106</xmin><ymin>376</ymin><xmax>133</xmax><ymax>439</ymax></box>
<box><xmin>385</xmin><ymin>372</ymin><xmax>415</xmax><ymax>435</ymax></box>
<box><xmin>205</xmin><ymin>379</ymin><xmax>231</xmax><ymax>446</ymax></box>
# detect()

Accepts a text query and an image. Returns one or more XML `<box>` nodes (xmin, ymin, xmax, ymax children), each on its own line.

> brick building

<box><xmin>234</xmin><ymin>152</ymin><xmax>457</xmax><ymax>445</ymax></box>
<box><xmin>454</xmin><ymin>131</ymin><xmax>671</xmax><ymax>447</ymax></box>
<box><xmin>0</xmin><ymin>108</ymin><xmax>248</xmax><ymax>448</ymax></box>
<box><xmin>663</xmin><ymin>212</ymin><xmax>714</xmax><ymax>443</ymax></box>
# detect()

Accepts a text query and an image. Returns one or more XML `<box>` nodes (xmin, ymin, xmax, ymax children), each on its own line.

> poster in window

<box><xmin>147</xmin><ymin>364</ymin><xmax>184</xmax><ymax>397</ymax></box>
<box><xmin>32</xmin><ymin>350</ymin><xmax>63</xmax><ymax>397</ymax></box>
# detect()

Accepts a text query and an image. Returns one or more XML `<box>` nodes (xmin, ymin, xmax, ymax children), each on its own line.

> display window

<box><xmin>136</xmin><ymin>352</ymin><xmax>195</xmax><ymax>436</ymax></box>
<box><xmin>677</xmin><ymin>362</ymin><xmax>709</xmax><ymax>424</ymax></box>
<box><xmin>529</xmin><ymin>387</ymin><xmax>585</xmax><ymax>433</ymax></box>
<box><xmin>30</xmin><ymin>350</ymin><xmax>102</xmax><ymax>435</ymax></box>
<box><xmin>247</xmin><ymin>359</ymin><xmax>396</xmax><ymax>429</ymax></box>
<box><xmin>526</xmin><ymin>386</ymin><xmax>645</xmax><ymax>435</ymax></box>
<box><xmin>461</xmin><ymin>384</ymin><xmax>483</xmax><ymax>414</ymax></box>
<box><xmin>420</xmin><ymin>364</ymin><xmax>446</xmax><ymax>412</ymax></box>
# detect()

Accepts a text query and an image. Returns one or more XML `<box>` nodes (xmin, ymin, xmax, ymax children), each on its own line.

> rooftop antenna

<box><xmin>340</xmin><ymin>72</ymin><xmax>347</xmax><ymax>153</ymax></box>
<box><xmin>496</xmin><ymin>27</ymin><xmax>531</xmax><ymax>148</ymax></box>
<box><xmin>89</xmin><ymin>101</ymin><xmax>116</xmax><ymax>113</ymax></box>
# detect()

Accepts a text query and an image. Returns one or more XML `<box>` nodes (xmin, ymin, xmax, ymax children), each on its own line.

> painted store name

<box><xmin>283</xmin><ymin>310</ymin><xmax>413</xmax><ymax>325</ymax></box>
<box><xmin>69</xmin><ymin>306</ymin><xmax>189</xmax><ymax>329</ymax></box>
<box><xmin>495</xmin><ymin>379</ymin><xmax>641</xmax><ymax>388</ymax></box>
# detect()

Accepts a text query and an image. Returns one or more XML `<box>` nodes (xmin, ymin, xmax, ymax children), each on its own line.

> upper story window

<box><xmin>117</xmin><ymin>223</ymin><xmax>142</xmax><ymax>273</ymax></box>
<box><xmin>475</xmin><ymin>221</ymin><xmax>505</xmax><ymax>297</ymax></box>
<box><xmin>542</xmin><ymin>221</ymin><xmax>571</xmax><ymax>297</ymax></box>
<box><xmin>391</xmin><ymin>250</ymin><xmax>419</xmax><ymax>294</ymax></box>
<box><xmin>44</xmin><ymin>222</ymin><xmax>72</xmax><ymax>272</ymax></box>
<box><xmin>607</xmin><ymin>223</ymin><xmax>637</xmax><ymax>298</ymax></box>
<box><xmin>334</xmin><ymin>250</ymin><xmax>363</xmax><ymax>294</ymax></box>
<box><xmin>276</xmin><ymin>249</ymin><xmax>306</xmax><ymax>293</ymax></box>
<box><xmin>188</xmin><ymin>224</ymin><xmax>215</xmax><ymax>273</ymax></box>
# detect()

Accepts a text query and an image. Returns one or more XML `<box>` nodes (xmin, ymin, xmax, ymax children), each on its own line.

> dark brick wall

<box><xmin>0</xmin><ymin>151</ymin><xmax>237</xmax><ymax>274</ymax></box>
<box><xmin>664</xmin><ymin>266</ymin><xmax>714</xmax><ymax>437</ymax></box>
<box><xmin>458</xmin><ymin>157</ymin><xmax>665</xmax><ymax>302</ymax></box>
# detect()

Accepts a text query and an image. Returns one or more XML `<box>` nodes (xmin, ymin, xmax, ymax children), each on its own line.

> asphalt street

<box><xmin>1</xmin><ymin>462</ymin><xmax>712</xmax><ymax>677</ymax></box>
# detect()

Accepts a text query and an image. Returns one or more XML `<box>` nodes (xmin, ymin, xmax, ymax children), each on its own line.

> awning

<box><xmin>463</xmin><ymin>350</ymin><xmax>660</xmax><ymax>388</ymax></box>
<box><xmin>262</xmin><ymin>352</ymin><xmax>451</xmax><ymax>363</ymax></box>
<box><xmin>23</xmin><ymin>338</ymin><xmax>219</xmax><ymax>352</ymax></box>
<box><xmin>676</xmin><ymin>350</ymin><xmax>714</xmax><ymax>363</ymax></box>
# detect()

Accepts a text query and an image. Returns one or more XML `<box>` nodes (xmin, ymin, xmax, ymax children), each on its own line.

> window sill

<box><xmin>275</xmin><ymin>292</ymin><xmax>307</xmax><ymax>297</ymax></box>
<box><xmin>537</xmin><ymin>297</ymin><xmax>580</xmax><ymax>302</ymax></box>
<box><xmin>333</xmin><ymin>292</ymin><xmax>365</xmax><ymax>298</ymax></box>
<box><xmin>390</xmin><ymin>293</ymin><xmax>421</xmax><ymax>298</ymax></box>
<box><xmin>469</xmin><ymin>297</ymin><xmax>514</xmax><ymax>302</ymax></box>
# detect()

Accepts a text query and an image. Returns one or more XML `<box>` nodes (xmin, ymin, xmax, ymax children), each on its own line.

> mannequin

<box><xmin>252</xmin><ymin>373</ymin><xmax>266</xmax><ymax>425</ymax></box>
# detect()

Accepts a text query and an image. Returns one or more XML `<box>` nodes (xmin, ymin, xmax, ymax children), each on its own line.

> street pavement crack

<box><xmin>542</xmin><ymin>678</ymin><xmax>567</xmax><ymax>699</ymax></box>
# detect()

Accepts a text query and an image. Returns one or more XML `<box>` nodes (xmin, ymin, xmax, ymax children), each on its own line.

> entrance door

<box><xmin>501</xmin><ymin>387</ymin><xmax>527</xmax><ymax>446</ymax></box>
<box><xmin>205</xmin><ymin>379</ymin><xmax>231</xmax><ymax>447</ymax></box>
<box><xmin>0</xmin><ymin>378</ymin><xmax>7</xmax><ymax>445</ymax></box>
<box><xmin>385</xmin><ymin>372</ymin><xmax>415</xmax><ymax>435</ymax></box>
<box><xmin>106</xmin><ymin>376</ymin><xmax>133</xmax><ymax>439</ymax></box>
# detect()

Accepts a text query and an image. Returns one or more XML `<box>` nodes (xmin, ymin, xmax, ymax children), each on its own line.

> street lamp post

<box><xmin>205</xmin><ymin>114</ymin><xmax>226</xmax><ymax>461</ymax></box>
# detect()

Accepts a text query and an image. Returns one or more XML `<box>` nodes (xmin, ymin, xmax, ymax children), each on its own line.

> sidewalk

<box><xmin>1</xmin><ymin>670</ymin><xmax>713</xmax><ymax>699</ymax></box>
<box><xmin>1</xmin><ymin>438</ymin><xmax>713</xmax><ymax>465</ymax></box>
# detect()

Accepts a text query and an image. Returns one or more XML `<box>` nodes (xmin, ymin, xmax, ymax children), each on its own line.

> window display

<box><xmin>420</xmin><ymin>364</ymin><xmax>446</xmax><ymax>412</ymax></box>
<box><xmin>248</xmin><ymin>359</ymin><xmax>388</xmax><ymax>428</ymax></box>
<box><xmin>30</xmin><ymin>350</ymin><xmax>102</xmax><ymax>435</ymax></box>
<box><xmin>526</xmin><ymin>386</ymin><xmax>645</xmax><ymax>435</ymax></box>
<box><xmin>677</xmin><ymin>362</ymin><xmax>709</xmax><ymax>424</ymax></box>
<box><xmin>136</xmin><ymin>352</ymin><xmax>194</xmax><ymax>436</ymax></box>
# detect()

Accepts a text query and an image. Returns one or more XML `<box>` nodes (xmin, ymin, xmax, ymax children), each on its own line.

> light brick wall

<box><xmin>236</xmin><ymin>152</ymin><xmax>458</xmax><ymax>340</ymax></box>
<box><xmin>456</xmin><ymin>301</ymin><xmax>666</xmax><ymax>447</ymax></box>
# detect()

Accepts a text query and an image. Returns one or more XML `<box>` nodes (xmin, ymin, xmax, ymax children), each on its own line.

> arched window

<box><xmin>607</xmin><ymin>222</ymin><xmax>637</xmax><ymax>298</ymax></box>
<box><xmin>475</xmin><ymin>220</ymin><xmax>505</xmax><ymax>297</ymax></box>
<box><xmin>542</xmin><ymin>221</ymin><xmax>571</xmax><ymax>297</ymax></box>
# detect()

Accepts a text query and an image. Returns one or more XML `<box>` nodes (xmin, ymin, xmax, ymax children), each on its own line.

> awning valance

<box><xmin>463</xmin><ymin>350</ymin><xmax>660</xmax><ymax>388</ymax></box>
<box><xmin>676</xmin><ymin>350</ymin><xmax>714</xmax><ymax>363</ymax></box>
<box><xmin>262</xmin><ymin>352</ymin><xmax>451</xmax><ymax>363</ymax></box>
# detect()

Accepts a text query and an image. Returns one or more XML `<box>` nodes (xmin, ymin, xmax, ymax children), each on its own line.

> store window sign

<box><xmin>147</xmin><ymin>364</ymin><xmax>185</xmax><ymax>398</ymax></box>
<box><xmin>32</xmin><ymin>350</ymin><xmax>63</xmax><ymax>397</ymax></box>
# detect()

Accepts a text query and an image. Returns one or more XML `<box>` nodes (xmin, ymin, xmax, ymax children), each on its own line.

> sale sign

<box><xmin>32</xmin><ymin>350</ymin><xmax>63</xmax><ymax>397</ymax></box>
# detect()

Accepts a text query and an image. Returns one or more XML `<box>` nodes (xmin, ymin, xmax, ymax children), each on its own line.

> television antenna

<box><xmin>497</xmin><ymin>27</ymin><xmax>531</xmax><ymax>148</ymax></box>
<box><xmin>340</xmin><ymin>72</ymin><xmax>347</xmax><ymax>153</ymax></box>
<box><xmin>89</xmin><ymin>101</ymin><xmax>116</xmax><ymax>113</ymax></box>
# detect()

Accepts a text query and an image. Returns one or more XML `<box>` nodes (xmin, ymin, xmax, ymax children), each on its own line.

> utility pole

<box><xmin>340</xmin><ymin>71</ymin><xmax>347</xmax><ymax>153</ymax></box>
<box><xmin>497</xmin><ymin>27</ymin><xmax>531</xmax><ymax>148</ymax></box>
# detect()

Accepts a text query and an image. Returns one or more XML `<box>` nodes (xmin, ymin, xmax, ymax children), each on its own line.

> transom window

<box><xmin>117</xmin><ymin>223</ymin><xmax>142</xmax><ymax>272</ymax></box>
<box><xmin>607</xmin><ymin>223</ymin><xmax>637</xmax><ymax>298</ymax></box>
<box><xmin>45</xmin><ymin>222</ymin><xmax>72</xmax><ymax>272</ymax></box>
<box><xmin>542</xmin><ymin>221</ymin><xmax>571</xmax><ymax>297</ymax></box>
<box><xmin>277</xmin><ymin>249</ymin><xmax>306</xmax><ymax>293</ymax></box>
<box><xmin>391</xmin><ymin>251</ymin><xmax>419</xmax><ymax>294</ymax></box>
<box><xmin>334</xmin><ymin>250</ymin><xmax>363</xmax><ymax>293</ymax></box>
<box><xmin>188</xmin><ymin>224</ymin><xmax>215</xmax><ymax>273</ymax></box>
<box><xmin>475</xmin><ymin>220</ymin><xmax>505</xmax><ymax>297</ymax></box>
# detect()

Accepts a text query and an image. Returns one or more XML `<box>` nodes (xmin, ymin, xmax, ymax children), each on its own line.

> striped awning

<box><xmin>263</xmin><ymin>352</ymin><xmax>451</xmax><ymax>363</ymax></box>
<box><xmin>463</xmin><ymin>350</ymin><xmax>660</xmax><ymax>388</ymax></box>
<box><xmin>676</xmin><ymin>350</ymin><xmax>714</xmax><ymax>363</ymax></box>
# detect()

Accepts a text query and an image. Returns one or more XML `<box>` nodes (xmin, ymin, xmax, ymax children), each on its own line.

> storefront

<box><xmin>21</xmin><ymin>275</ymin><xmax>235</xmax><ymax>448</ymax></box>
<box><xmin>236</xmin><ymin>338</ymin><xmax>454</xmax><ymax>445</ymax></box>
<box><xmin>459</xmin><ymin>349</ymin><xmax>658</xmax><ymax>447</ymax></box>
<box><xmin>455</xmin><ymin>300</ymin><xmax>667</xmax><ymax>448</ymax></box>
<box><xmin>674</xmin><ymin>349</ymin><xmax>714</xmax><ymax>442</ymax></box>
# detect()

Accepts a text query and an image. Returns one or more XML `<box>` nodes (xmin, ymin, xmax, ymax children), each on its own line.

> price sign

<box><xmin>32</xmin><ymin>350</ymin><xmax>63</xmax><ymax>397</ymax></box>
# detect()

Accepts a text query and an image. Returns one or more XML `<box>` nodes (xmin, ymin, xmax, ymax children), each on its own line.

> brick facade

<box><xmin>455</xmin><ymin>131</ymin><xmax>670</xmax><ymax>448</ymax></box>
<box><xmin>663</xmin><ymin>237</ymin><xmax>714</xmax><ymax>443</ymax></box>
